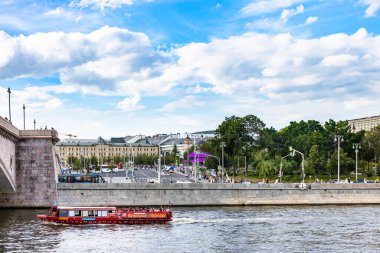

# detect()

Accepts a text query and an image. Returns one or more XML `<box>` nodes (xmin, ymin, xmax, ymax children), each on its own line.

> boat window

<box><xmin>82</xmin><ymin>210</ymin><xmax>89</xmax><ymax>216</ymax></box>
<box><xmin>75</xmin><ymin>210</ymin><xmax>81</xmax><ymax>216</ymax></box>
<box><xmin>101</xmin><ymin>210</ymin><xmax>108</xmax><ymax>217</ymax></box>
<box><xmin>58</xmin><ymin>209</ymin><xmax>68</xmax><ymax>217</ymax></box>
<box><xmin>88</xmin><ymin>210</ymin><xmax>94</xmax><ymax>216</ymax></box>
<box><xmin>68</xmin><ymin>210</ymin><xmax>75</xmax><ymax>217</ymax></box>
<box><xmin>94</xmin><ymin>210</ymin><xmax>98</xmax><ymax>217</ymax></box>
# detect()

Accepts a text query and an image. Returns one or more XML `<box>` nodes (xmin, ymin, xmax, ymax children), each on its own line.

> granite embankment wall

<box><xmin>0</xmin><ymin>130</ymin><xmax>60</xmax><ymax>207</ymax></box>
<box><xmin>57</xmin><ymin>183</ymin><xmax>380</xmax><ymax>207</ymax></box>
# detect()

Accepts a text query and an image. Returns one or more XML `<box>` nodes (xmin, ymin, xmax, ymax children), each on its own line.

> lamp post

<box><xmin>207</xmin><ymin>154</ymin><xmax>221</xmax><ymax>168</ymax></box>
<box><xmin>23</xmin><ymin>104</ymin><xmax>25</xmax><ymax>130</ymax></box>
<box><xmin>7</xmin><ymin>87</ymin><xmax>11</xmax><ymax>122</ymax></box>
<box><xmin>158</xmin><ymin>145</ymin><xmax>161</xmax><ymax>183</ymax></box>
<box><xmin>100</xmin><ymin>138</ymin><xmax>103</xmax><ymax>171</ymax></box>
<box><xmin>194</xmin><ymin>146</ymin><xmax>198</xmax><ymax>183</ymax></box>
<box><xmin>123</xmin><ymin>150</ymin><xmax>128</xmax><ymax>170</ymax></box>
<box><xmin>280</xmin><ymin>153</ymin><xmax>292</xmax><ymax>182</ymax></box>
<box><xmin>353</xmin><ymin>143</ymin><xmax>361</xmax><ymax>181</ymax></box>
<box><xmin>289</xmin><ymin>147</ymin><xmax>305</xmax><ymax>183</ymax></box>
<box><xmin>220</xmin><ymin>142</ymin><xmax>226</xmax><ymax>181</ymax></box>
<box><xmin>334</xmin><ymin>135</ymin><xmax>344</xmax><ymax>183</ymax></box>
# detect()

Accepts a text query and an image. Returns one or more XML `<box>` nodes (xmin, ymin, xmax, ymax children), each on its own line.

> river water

<box><xmin>1</xmin><ymin>206</ymin><xmax>380</xmax><ymax>252</ymax></box>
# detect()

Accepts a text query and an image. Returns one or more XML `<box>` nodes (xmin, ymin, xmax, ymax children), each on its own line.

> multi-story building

<box><xmin>55</xmin><ymin>137</ymin><xmax>158</xmax><ymax>166</ymax></box>
<box><xmin>55</xmin><ymin>131</ymin><xmax>213</xmax><ymax>167</ymax></box>
<box><xmin>348</xmin><ymin>115</ymin><xmax>380</xmax><ymax>133</ymax></box>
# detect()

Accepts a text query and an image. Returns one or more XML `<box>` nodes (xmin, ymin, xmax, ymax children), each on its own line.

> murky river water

<box><xmin>1</xmin><ymin>206</ymin><xmax>380</xmax><ymax>252</ymax></box>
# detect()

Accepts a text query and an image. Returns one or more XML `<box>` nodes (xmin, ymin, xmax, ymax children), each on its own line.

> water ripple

<box><xmin>1</xmin><ymin>206</ymin><xmax>380</xmax><ymax>252</ymax></box>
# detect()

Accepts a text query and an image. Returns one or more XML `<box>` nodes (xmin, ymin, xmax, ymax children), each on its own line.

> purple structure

<box><xmin>184</xmin><ymin>152</ymin><xmax>209</xmax><ymax>164</ymax></box>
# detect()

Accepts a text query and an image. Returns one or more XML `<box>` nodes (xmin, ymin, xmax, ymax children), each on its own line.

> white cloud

<box><xmin>71</xmin><ymin>0</ymin><xmax>134</xmax><ymax>10</ymax></box>
<box><xmin>1</xmin><ymin>26</ymin><xmax>380</xmax><ymax>130</ymax></box>
<box><xmin>185</xmin><ymin>84</ymin><xmax>212</xmax><ymax>94</ymax></box>
<box><xmin>320</xmin><ymin>54</ymin><xmax>359</xmax><ymax>67</ymax></box>
<box><xmin>305</xmin><ymin>16</ymin><xmax>318</xmax><ymax>25</ymax></box>
<box><xmin>0</xmin><ymin>26</ymin><xmax>169</xmax><ymax>97</ymax></box>
<box><xmin>241</xmin><ymin>0</ymin><xmax>306</xmax><ymax>17</ymax></box>
<box><xmin>360</xmin><ymin>0</ymin><xmax>380</xmax><ymax>17</ymax></box>
<box><xmin>117</xmin><ymin>93</ymin><xmax>144</xmax><ymax>112</ymax></box>
<box><xmin>280</xmin><ymin>5</ymin><xmax>304</xmax><ymax>23</ymax></box>
<box><xmin>30</xmin><ymin>98</ymin><xmax>63</xmax><ymax>109</ymax></box>
<box><xmin>159</xmin><ymin>95</ymin><xmax>205</xmax><ymax>112</ymax></box>
<box><xmin>44</xmin><ymin>7</ymin><xmax>65</xmax><ymax>16</ymax></box>
<box><xmin>44</xmin><ymin>7</ymin><xmax>83</xmax><ymax>22</ymax></box>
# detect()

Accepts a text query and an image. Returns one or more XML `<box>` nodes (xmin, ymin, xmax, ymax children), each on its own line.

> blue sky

<box><xmin>0</xmin><ymin>0</ymin><xmax>379</xmax><ymax>138</ymax></box>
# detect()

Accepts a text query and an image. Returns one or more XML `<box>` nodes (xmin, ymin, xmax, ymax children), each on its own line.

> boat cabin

<box><xmin>50</xmin><ymin>206</ymin><xmax>117</xmax><ymax>218</ymax></box>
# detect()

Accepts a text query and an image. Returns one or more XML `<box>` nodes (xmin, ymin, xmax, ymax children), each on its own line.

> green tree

<box><xmin>326</xmin><ymin>148</ymin><xmax>354</xmax><ymax>177</ymax></box>
<box><xmin>305</xmin><ymin>145</ymin><xmax>326</xmax><ymax>176</ymax></box>
<box><xmin>67</xmin><ymin>156</ymin><xmax>78</xmax><ymax>168</ymax></box>
<box><xmin>73</xmin><ymin>159</ymin><xmax>82</xmax><ymax>170</ymax></box>
<box><xmin>366</xmin><ymin>126</ymin><xmax>380</xmax><ymax>165</ymax></box>
<box><xmin>171</xmin><ymin>144</ymin><xmax>178</xmax><ymax>156</ymax></box>
<box><xmin>90</xmin><ymin>156</ymin><xmax>98</xmax><ymax>169</ymax></box>
<box><xmin>204</xmin><ymin>157</ymin><xmax>219</xmax><ymax>171</ymax></box>
<box><xmin>252</xmin><ymin>150</ymin><xmax>277</xmax><ymax>178</ymax></box>
<box><xmin>257</xmin><ymin>160</ymin><xmax>277</xmax><ymax>178</ymax></box>
<box><xmin>113</xmin><ymin>155</ymin><xmax>123</xmax><ymax>165</ymax></box>
<box><xmin>215</xmin><ymin>114</ymin><xmax>266</xmax><ymax>173</ymax></box>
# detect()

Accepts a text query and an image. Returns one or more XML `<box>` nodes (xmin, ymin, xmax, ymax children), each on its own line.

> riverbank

<box><xmin>57</xmin><ymin>182</ymin><xmax>380</xmax><ymax>207</ymax></box>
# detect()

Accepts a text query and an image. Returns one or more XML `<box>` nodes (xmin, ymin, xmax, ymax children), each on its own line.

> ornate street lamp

<box><xmin>220</xmin><ymin>142</ymin><xmax>226</xmax><ymax>181</ymax></box>
<box><xmin>353</xmin><ymin>143</ymin><xmax>361</xmax><ymax>181</ymax></box>
<box><xmin>334</xmin><ymin>135</ymin><xmax>344</xmax><ymax>183</ymax></box>
<box><xmin>23</xmin><ymin>104</ymin><xmax>25</xmax><ymax>130</ymax></box>
<box><xmin>289</xmin><ymin>146</ymin><xmax>305</xmax><ymax>183</ymax></box>
<box><xmin>7</xmin><ymin>87</ymin><xmax>11</xmax><ymax>122</ymax></box>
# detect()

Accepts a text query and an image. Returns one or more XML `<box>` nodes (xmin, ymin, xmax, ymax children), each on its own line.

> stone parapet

<box><xmin>57</xmin><ymin>183</ymin><xmax>380</xmax><ymax>207</ymax></box>
<box><xmin>0</xmin><ymin>116</ymin><xmax>19</xmax><ymax>142</ymax></box>
<box><xmin>19</xmin><ymin>130</ymin><xmax>59</xmax><ymax>143</ymax></box>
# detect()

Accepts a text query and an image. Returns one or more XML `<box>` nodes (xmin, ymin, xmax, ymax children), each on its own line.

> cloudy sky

<box><xmin>0</xmin><ymin>0</ymin><xmax>379</xmax><ymax>139</ymax></box>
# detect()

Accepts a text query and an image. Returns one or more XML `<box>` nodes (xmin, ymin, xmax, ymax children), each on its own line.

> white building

<box><xmin>347</xmin><ymin>115</ymin><xmax>380</xmax><ymax>133</ymax></box>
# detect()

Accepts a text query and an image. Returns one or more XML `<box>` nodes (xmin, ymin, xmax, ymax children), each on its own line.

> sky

<box><xmin>0</xmin><ymin>0</ymin><xmax>380</xmax><ymax>139</ymax></box>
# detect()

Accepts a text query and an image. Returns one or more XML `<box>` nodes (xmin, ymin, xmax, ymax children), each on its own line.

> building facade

<box><xmin>348</xmin><ymin>115</ymin><xmax>380</xmax><ymax>133</ymax></box>
<box><xmin>55</xmin><ymin>137</ymin><xmax>159</xmax><ymax>166</ymax></box>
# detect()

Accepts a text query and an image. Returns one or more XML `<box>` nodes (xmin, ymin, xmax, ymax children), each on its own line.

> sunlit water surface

<box><xmin>1</xmin><ymin>206</ymin><xmax>380</xmax><ymax>252</ymax></box>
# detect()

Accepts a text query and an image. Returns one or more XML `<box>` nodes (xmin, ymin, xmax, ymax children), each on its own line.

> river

<box><xmin>1</xmin><ymin>206</ymin><xmax>380</xmax><ymax>252</ymax></box>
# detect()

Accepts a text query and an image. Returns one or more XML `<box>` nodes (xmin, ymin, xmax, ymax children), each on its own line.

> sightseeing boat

<box><xmin>37</xmin><ymin>206</ymin><xmax>172</xmax><ymax>225</ymax></box>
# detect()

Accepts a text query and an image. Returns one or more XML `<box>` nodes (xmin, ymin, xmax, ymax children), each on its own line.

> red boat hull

<box><xmin>37</xmin><ymin>207</ymin><xmax>172</xmax><ymax>225</ymax></box>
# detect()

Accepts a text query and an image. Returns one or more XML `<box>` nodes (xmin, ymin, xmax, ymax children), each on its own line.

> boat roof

<box><xmin>56</xmin><ymin>206</ymin><xmax>117</xmax><ymax>210</ymax></box>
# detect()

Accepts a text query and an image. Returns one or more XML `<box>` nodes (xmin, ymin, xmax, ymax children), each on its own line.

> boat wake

<box><xmin>173</xmin><ymin>217</ymin><xmax>236</xmax><ymax>224</ymax></box>
<box><xmin>173</xmin><ymin>217</ymin><xmax>283</xmax><ymax>224</ymax></box>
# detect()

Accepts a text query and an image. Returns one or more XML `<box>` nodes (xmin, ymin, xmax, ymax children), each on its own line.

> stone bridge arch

<box><xmin>0</xmin><ymin>117</ymin><xmax>19</xmax><ymax>193</ymax></box>
<box><xmin>0</xmin><ymin>116</ymin><xmax>60</xmax><ymax>207</ymax></box>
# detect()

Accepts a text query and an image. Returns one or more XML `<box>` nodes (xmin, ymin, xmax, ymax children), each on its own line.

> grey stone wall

<box><xmin>57</xmin><ymin>183</ymin><xmax>380</xmax><ymax>207</ymax></box>
<box><xmin>0</xmin><ymin>132</ymin><xmax>17</xmax><ymax>192</ymax></box>
<box><xmin>0</xmin><ymin>117</ymin><xmax>19</xmax><ymax>192</ymax></box>
<box><xmin>0</xmin><ymin>137</ymin><xmax>59</xmax><ymax>207</ymax></box>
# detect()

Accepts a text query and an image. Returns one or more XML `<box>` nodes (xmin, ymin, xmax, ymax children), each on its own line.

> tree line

<box><xmin>200</xmin><ymin>115</ymin><xmax>380</xmax><ymax>179</ymax></box>
<box><xmin>66</xmin><ymin>147</ymin><xmax>181</xmax><ymax>170</ymax></box>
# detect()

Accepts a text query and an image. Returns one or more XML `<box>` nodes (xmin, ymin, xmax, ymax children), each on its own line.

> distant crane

<box><xmin>60</xmin><ymin>133</ymin><xmax>77</xmax><ymax>139</ymax></box>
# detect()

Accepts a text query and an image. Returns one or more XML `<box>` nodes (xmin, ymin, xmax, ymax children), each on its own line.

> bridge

<box><xmin>0</xmin><ymin>117</ymin><xmax>18</xmax><ymax>193</ymax></box>
<box><xmin>0</xmin><ymin>116</ymin><xmax>60</xmax><ymax>207</ymax></box>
